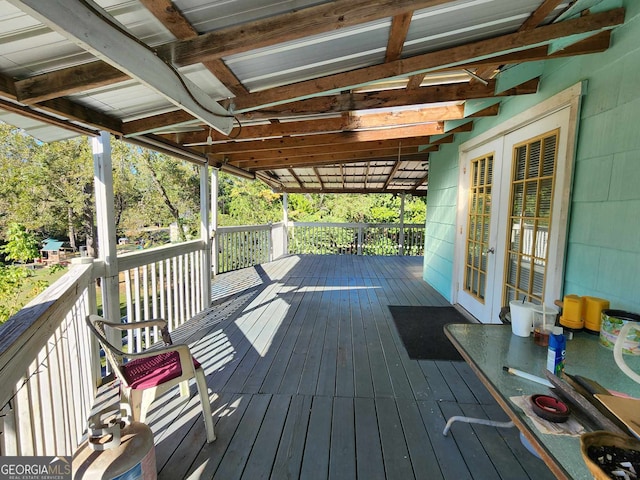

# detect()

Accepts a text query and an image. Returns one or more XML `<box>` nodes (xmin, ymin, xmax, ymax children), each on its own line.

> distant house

<box><xmin>40</xmin><ymin>239</ymin><xmax>66</xmax><ymax>265</ymax></box>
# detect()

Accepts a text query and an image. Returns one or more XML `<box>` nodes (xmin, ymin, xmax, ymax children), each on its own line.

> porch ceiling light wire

<box><xmin>78</xmin><ymin>0</ymin><xmax>243</xmax><ymax>139</ymax></box>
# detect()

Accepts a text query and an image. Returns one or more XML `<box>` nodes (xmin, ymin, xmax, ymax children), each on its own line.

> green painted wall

<box><xmin>424</xmin><ymin>0</ymin><xmax>640</xmax><ymax>312</ymax></box>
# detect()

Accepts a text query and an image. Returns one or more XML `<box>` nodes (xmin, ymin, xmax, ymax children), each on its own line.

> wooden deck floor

<box><xmin>144</xmin><ymin>255</ymin><xmax>555</xmax><ymax>480</ymax></box>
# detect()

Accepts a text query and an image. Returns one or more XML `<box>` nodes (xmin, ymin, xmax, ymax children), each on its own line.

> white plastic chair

<box><xmin>86</xmin><ymin>314</ymin><xmax>215</xmax><ymax>443</ymax></box>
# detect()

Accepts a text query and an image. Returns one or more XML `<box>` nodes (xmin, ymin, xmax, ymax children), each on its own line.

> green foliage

<box><xmin>0</xmin><ymin>264</ymin><xmax>28</xmax><ymax>322</ymax></box>
<box><xmin>2</xmin><ymin>223</ymin><xmax>39</xmax><ymax>263</ymax></box>
<box><xmin>48</xmin><ymin>263</ymin><xmax>67</xmax><ymax>274</ymax></box>
<box><xmin>286</xmin><ymin>192</ymin><xmax>426</xmax><ymax>224</ymax></box>
<box><xmin>218</xmin><ymin>175</ymin><xmax>283</xmax><ymax>226</ymax></box>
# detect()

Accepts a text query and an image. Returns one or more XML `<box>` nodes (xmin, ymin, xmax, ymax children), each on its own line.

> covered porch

<box><xmin>132</xmin><ymin>255</ymin><xmax>553</xmax><ymax>479</ymax></box>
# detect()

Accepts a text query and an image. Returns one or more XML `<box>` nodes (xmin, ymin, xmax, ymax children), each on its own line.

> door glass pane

<box><xmin>503</xmin><ymin>131</ymin><xmax>559</xmax><ymax>305</ymax></box>
<box><xmin>464</xmin><ymin>154</ymin><xmax>494</xmax><ymax>302</ymax></box>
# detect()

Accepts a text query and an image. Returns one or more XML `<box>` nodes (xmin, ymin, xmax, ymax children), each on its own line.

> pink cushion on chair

<box><xmin>122</xmin><ymin>351</ymin><xmax>201</xmax><ymax>390</ymax></box>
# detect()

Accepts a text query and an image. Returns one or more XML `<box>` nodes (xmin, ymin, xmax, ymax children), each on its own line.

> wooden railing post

<box><xmin>357</xmin><ymin>225</ymin><xmax>363</xmax><ymax>255</ymax></box>
<box><xmin>92</xmin><ymin>132</ymin><xmax>120</xmax><ymax>347</ymax></box>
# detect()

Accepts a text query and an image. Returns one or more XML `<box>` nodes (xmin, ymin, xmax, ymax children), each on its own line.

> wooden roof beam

<box><xmin>230</xmin><ymin>9</ymin><xmax>624</xmax><ymax>112</ymax></box>
<box><xmin>237</xmin><ymin>78</ymin><xmax>535</xmax><ymax>120</ymax></box>
<box><xmin>313</xmin><ymin>167</ymin><xmax>325</xmax><ymax>190</ymax></box>
<box><xmin>223</xmin><ymin>133</ymin><xmax>432</xmax><ymax>159</ymax></box>
<box><xmin>0</xmin><ymin>98</ymin><xmax>99</xmax><ymax>137</ymax></box>
<box><xmin>239</xmin><ymin>148</ymin><xmax>437</xmax><ymax>171</ymax></box>
<box><xmin>140</xmin><ymin>80</ymin><xmax>516</xmax><ymax>139</ymax></box>
<box><xmin>229</xmin><ymin>143</ymin><xmax>428</xmax><ymax>164</ymax></box>
<box><xmin>210</xmin><ymin>124</ymin><xmax>442</xmax><ymax>154</ymax></box>
<box><xmin>287</xmin><ymin>169</ymin><xmax>304</xmax><ymax>188</ymax></box>
<box><xmin>13</xmin><ymin>0</ymin><xmax>455</xmax><ymax>104</ymax></box>
<box><xmin>384</xmin><ymin>160</ymin><xmax>404</xmax><ymax>190</ymax></box>
<box><xmin>275</xmin><ymin>186</ymin><xmax>428</xmax><ymax>196</ymax></box>
<box><xmin>138</xmin><ymin>0</ymin><xmax>248</xmax><ymax>97</ymax></box>
<box><xmin>159</xmin><ymin>0</ymin><xmax>455</xmax><ymax>67</ymax></box>
<box><xmin>10</xmin><ymin>0</ymin><xmax>233</xmax><ymax>135</ymax></box>
<box><xmin>385</xmin><ymin>12</ymin><xmax>413</xmax><ymax>62</ymax></box>
<box><xmin>0</xmin><ymin>72</ymin><xmax>122</xmax><ymax>135</ymax></box>
<box><xmin>473</xmin><ymin>0</ymin><xmax>567</xmax><ymax>82</ymax></box>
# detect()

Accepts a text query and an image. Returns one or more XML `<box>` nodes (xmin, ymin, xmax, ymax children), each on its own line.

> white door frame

<box><xmin>453</xmin><ymin>82</ymin><xmax>584</xmax><ymax>322</ymax></box>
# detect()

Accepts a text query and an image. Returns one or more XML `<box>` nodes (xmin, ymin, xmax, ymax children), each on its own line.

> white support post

<box><xmin>211</xmin><ymin>168</ymin><xmax>219</xmax><ymax>275</ymax></box>
<box><xmin>399</xmin><ymin>193</ymin><xmax>406</xmax><ymax>256</ymax></box>
<box><xmin>92</xmin><ymin>132</ymin><xmax>120</xmax><ymax>346</ymax></box>
<box><xmin>282</xmin><ymin>192</ymin><xmax>289</xmax><ymax>255</ymax></box>
<box><xmin>200</xmin><ymin>164</ymin><xmax>212</xmax><ymax>309</ymax></box>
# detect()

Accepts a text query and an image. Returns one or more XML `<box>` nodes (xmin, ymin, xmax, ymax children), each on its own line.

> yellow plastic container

<box><xmin>559</xmin><ymin>294</ymin><xmax>583</xmax><ymax>330</ymax></box>
<box><xmin>583</xmin><ymin>296</ymin><xmax>610</xmax><ymax>333</ymax></box>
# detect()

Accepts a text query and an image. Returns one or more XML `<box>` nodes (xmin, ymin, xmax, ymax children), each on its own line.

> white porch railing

<box><xmin>215</xmin><ymin>222</ymin><xmax>425</xmax><ymax>273</ymax></box>
<box><xmin>215</xmin><ymin>222</ymin><xmax>287</xmax><ymax>274</ymax></box>
<box><xmin>288</xmin><ymin>222</ymin><xmax>425</xmax><ymax>257</ymax></box>
<box><xmin>0</xmin><ymin>239</ymin><xmax>211</xmax><ymax>456</ymax></box>
<box><xmin>0</xmin><ymin>261</ymin><xmax>98</xmax><ymax>456</ymax></box>
<box><xmin>119</xmin><ymin>240</ymin><xmax>208</xmax><ymax>336</ymax></box>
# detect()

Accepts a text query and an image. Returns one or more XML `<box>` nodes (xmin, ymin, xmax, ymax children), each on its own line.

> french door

<box><xmin>456</xmin><ymin>106</ymin><xmax>573</xmax><ymax>323</ymax></box>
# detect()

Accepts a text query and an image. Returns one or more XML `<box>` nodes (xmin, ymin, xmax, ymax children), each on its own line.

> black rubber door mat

<box><xmin>388</xmin><ymin>306</ymin><xmax>469</xmax><ymax>361</ymax></box>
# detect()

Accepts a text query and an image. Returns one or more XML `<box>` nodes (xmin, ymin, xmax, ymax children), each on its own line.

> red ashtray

<box><xmin>530</xmin><ymin>394</ymin><xmax>570</xmax><ymax>423</ymax></box>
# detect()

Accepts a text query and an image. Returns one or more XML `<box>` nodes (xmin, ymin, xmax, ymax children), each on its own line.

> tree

<box><xmin>134</xmin><ymin>150</ymin><xmax>201</xmax><ymax>242</ymax></box>
<box><xmin>1</xmin><ymin>223</ymin><xmax>39</xmax><ymax>263</ymax></box>
<box><xmin>218</xmin><ymin>176</ymin><xmax>283</xmax><ymax>226</ymax></box>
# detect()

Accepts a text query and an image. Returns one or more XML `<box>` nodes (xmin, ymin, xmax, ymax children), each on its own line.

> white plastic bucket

<box><xmin>509</xmin><ymin>300</ymin><xmax>535</xmax><ymax>337</ymax></box>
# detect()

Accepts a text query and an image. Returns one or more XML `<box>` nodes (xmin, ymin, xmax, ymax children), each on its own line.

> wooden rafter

<box><xmin>313</xmin><ymin>167</ymin><xmax>325</xmax><ymax>190</ymax></box>
<box><xmin>210</xmin><ymin>125</ymin><xmax>443</xmax><ymax>155</ymax></box>
<box><xmin>15</xmin><ymin>63</ymin><xmax>127</xmax><ymax>104</ymax></box>
<box><xmin>0</xmin><ymin>73</ymin><xmax>123</xmax><ymax>135</ymax></box>
<box><xmin>238</xmin><ymin>78</ymin><xmax>536</xmax><ymax>120</ymax></box>
<box><xmin>365</xmin><ymin>162</ymin><xmax>371</xmax><ymax>189</ymax></box>
<box><xmin>239</xmin><ymin>148</ymin><xmax>436</xmax><ymax>172</ymax></box>
<box><xmin>287</xmin><ymin>169</ymin><xmax>304</xmax><ymax>188</ymax></box>
<box><xmin>177</xmin><ymin>104</ymin><xmax>491</xmax><ymax>146</ymax></box>
<box><xmin>138</xmin><ymin>0</ymin><xmax>248</xmax><ymax>97</ymax></box>
<box><xmin>12</xmin><ymin>0</ymin><xmax>454</xmax><ymax>105</ymax></box>
<box><xmin>412</xmin><ymin>173</ymin><xmax>429</xmax><ymax>190</ymax></box>
<box><xmin>0</xmin><ymin>98</ymin><xmax>99</xmax><ymax>137</ymax></box>
<box><xmin>225</xmin><ymin>138</ymin><xmax>432</xmax><ymax>162</ymax></box>
<box><xmin>385</xmin><ymin>12</ymin><xmax>413</xmax><ymax>62</ymax></box>
<box><xmin>384</xmin><ymin>159</ymin><xmax>404</xmax><ymax>190</ymax></box>
<box><xmin>157</xmin><ymin>0</ymin><xmax>455</xmax><ymax>67</ymax></box>
<box><xmin>230</xmin><ymin>9</ymin><xmax>624</xmax><ymax>112</ymax></box>
<box><xmin>473</xmin><ymin>0</ymin><xmax>567</xmax><ymax>81</ymax></box>
<box><xmin>136</xmin><ymin>79</ymin><xmax>532</xmax><ymax>139</ymax></box>
<box><xmin>276</xmin><ymin>186</ymin><xmax>427</xmax><ymax>196</ymax></box>
<box><xmin>11</xmin><ymin>0</ymin><xmax>233</xmax><ymax>135</ymax></box>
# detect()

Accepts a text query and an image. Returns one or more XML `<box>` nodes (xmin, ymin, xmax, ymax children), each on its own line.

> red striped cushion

<box><xmin>122</xmin><ymin>351</ymin><xmax>201</xmax><ymax>390</ymax></box>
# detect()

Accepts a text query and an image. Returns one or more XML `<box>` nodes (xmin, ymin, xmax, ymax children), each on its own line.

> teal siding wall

<box><xmin>424</xmin><ymin>0</ymin><xmax>640</xmax><ymax>312</ymax></box>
